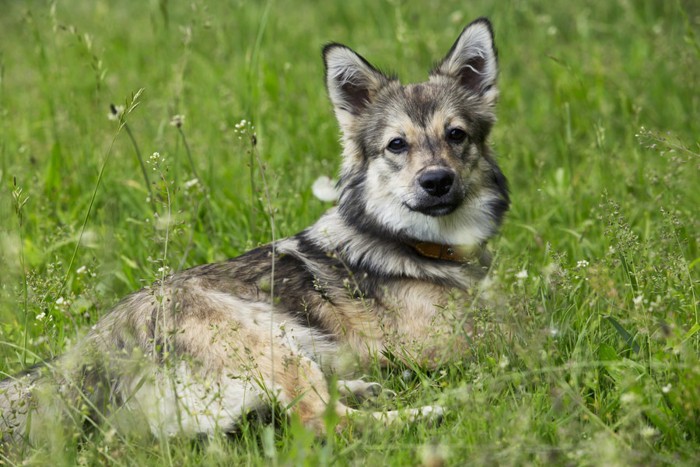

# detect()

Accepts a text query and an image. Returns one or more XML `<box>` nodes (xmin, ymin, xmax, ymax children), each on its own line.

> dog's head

<box><xmin>323</xmin><ymin>18</ymin><xmax>509</xmax><ymax>247</ymax></box>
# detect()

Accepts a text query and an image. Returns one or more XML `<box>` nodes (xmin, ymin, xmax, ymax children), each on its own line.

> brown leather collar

<box><xmin>410</xmin><ymin>241</ymin><xmax>484</xmax><ymax>264</ymax></box>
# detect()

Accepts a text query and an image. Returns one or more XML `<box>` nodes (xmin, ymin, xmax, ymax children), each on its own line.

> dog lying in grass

<box><xmin>0</xmin><ymin>17</ymin><xmax>508</xmax><ymax>445</ymax></box>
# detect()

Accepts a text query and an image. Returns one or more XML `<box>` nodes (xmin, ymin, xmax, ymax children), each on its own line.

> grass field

<box><xmin>0</xmin><ymin>0</ymin><xmax>698</xmax><ymax>464</ymax></box>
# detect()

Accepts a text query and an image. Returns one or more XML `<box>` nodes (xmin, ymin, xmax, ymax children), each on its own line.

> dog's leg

<box><xmin>368</xmin><ymin>405</ymin><xmax>444</xmax><ymax>424</ymax></box>
<box><xmin>264</xmin><ymin>349</ymin><xmax>338</xmax><ymax>435</ymax></box>
<box><xmin>342</xmin><ymin>404</ymin><xmax>444</xmax><ymax>426</ymax></box>
<box><xmin>128</xmin><ymin>357</ymin><xmax>442</xmax><ymax>436</ymax></box>
<box><xmin>124</xmin><ymin>343</ymin><xmax>338</xmax><ymax>437</ymax></box>
<box><xmin>338</xmin><ymin>403</ymin><xmax>444</xmax><ymax>427</ymax></box>
<box><xmin>230</xmin><ymin>346</ymin><xmax>440</xmax><ymax>433</ymax></box>
<box><xmin>335</xmin><ymin>382</ymin><xmax>442</xmax><ymax>427</ymax></box>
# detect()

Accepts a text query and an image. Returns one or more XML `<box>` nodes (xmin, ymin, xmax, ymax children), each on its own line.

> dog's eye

<box><xmin>447</xmin><ymin>128</ymin><xmax>468</xmax><ymax>144</ymax></box>
<box><xmin>387</xmin><ymin>137</ymin><xmax>408</xmax><ymax>153</ymax></box>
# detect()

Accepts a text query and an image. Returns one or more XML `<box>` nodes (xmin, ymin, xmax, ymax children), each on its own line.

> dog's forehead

<box><xmin>379</xmin><ymin>82</ymin><xmax>463</xmax><ymax>128</ymax></box>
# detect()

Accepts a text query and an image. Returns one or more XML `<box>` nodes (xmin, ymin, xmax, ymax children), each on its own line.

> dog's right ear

<box><xmin>432</xmin><ymin>18</ymin><xmax>499</xmax><ymax>105</ymax></box>
<box><xmin>323</xmin><ymin>44</ymin><xmax>390</xmax><ymax>130</ymax></box>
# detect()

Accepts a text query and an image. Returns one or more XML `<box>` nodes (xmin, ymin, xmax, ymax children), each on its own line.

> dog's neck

<box><xmin>408</xmin><ymin>240</ymin><xmax>488</xmax><ymax>264</ymax></box>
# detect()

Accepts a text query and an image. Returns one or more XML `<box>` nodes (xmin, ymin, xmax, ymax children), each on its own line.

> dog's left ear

<box><xmin>323</xmin><ymin>44</ymin><xmax>391</xmax><ymax>131</ymax></box>
<box><xmin>432</xmin><ymin>18</ymin><xmax>498</xmax><ymax>104</ymax></box>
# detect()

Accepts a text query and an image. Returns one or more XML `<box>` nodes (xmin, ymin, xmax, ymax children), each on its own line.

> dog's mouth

<box><xmin>405</xmin><ymin>201</ymin><xmax>460</xmax><ymax>217</ymax></box>
<box><xmin>403</xmin><ymin>168</ymin><xmax>466</xmax><ymax>217</ymax></box>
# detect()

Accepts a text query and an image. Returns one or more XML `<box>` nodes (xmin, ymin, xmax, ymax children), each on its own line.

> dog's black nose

<box><xmin>418</xmin><ymin>169</ymin><xmax>455</xmax><ymax>197</ymax></box>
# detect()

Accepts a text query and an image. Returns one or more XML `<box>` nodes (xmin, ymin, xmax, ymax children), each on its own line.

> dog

<box><xmin>0</xmin><ymin>17</ymin><xmax>508</xmax><ymax>445</ymax></box>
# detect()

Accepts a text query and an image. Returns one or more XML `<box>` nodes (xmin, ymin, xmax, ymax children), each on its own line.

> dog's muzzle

<box><xmin>410</xmin><ymin>167</ymin><xmax>463</xmax><ymax>217</ymax></box>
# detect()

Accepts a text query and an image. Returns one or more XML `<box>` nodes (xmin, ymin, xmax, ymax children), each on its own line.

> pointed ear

<box><xmin>432</xmin><ymin>18</ymin><xmax>498</xmax><ymax>103</ymax></box>
<box><xmin>323</xmin><ymin>44</ymin><xmax>390</xmax><ymax>128</ymax></box>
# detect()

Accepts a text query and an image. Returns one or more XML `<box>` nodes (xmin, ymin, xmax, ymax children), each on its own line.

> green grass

<box><xmin>1</xmin><ymin>0</ymin><xmax>698</xmax><ymax>464</ymax></box>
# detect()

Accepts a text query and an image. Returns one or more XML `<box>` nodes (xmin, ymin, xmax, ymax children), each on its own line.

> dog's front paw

<box><xmin>368</xmin><ymin>404</ymin><xmax>445</xmax><ymax>427</ymax></box>
<box><xmin>407</xmin><ymin>405</ymin><xmax>444</xmax><ymax>424</ymax></box>
<box><xmin>338</xmin><ymin>379</ymin><xmax>396</xmax><ymax>403</ymax></box>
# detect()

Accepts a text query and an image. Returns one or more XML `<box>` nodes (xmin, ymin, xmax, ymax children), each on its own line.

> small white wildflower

<box><xmin>498</xmin><ymin>355</ymin><xmax>509</xmax><ymax>369</ymax></box>
<box><xmin>515</xmin><ymin>269</ymin><xmax>528</xmax><ymax>279</ymax></box>
<box><xmin>549</xmin><ymin>327</ymin><xmax>559</xmax><ymax>337</ymax></box>
<box><xmin>183</xmin><ymin>178</ymin><xmax>199</xmax><ymax>190</ymax></box>
<box><xmin>542</xmin><ymin>262</ymin><xmax>560</xmax><ymax>283</ymax></box>
<box><xmin>419</xmin><ymin>442</ymin><xmax>450</xmax><ymax>467</ymax></box>
<box><xmin>661</xmin><ymin>383</ymin><xmax>672</xmax><ymax>394</ymax></box>
<box><xmin>576</xmin><ymin>260</ymin><xmax>589</xmax><ymax>268</ymax></box>
<box><xmin>180</xmin><ymin>25</ymin><xmax>192</xmax><ymax>45</ymax></box>
<box><xmin>620</xmin><ymin>392</ymin><xmax>638</xmax><ymax>404</ymax></box>
<box><xmin>449</xmin><ymin>11</ymin><xmax>464</xmax><ymax>24</ymax></box>
<box><xmin>640</xmin><ymin>425</ymin><xmax>658</xmax><ymax>438</ymax></box>
<box><xmin>633</xmin><ymin>295</ymin><xmax>644</xmax><ymax>307</ymax></box>
<box><xmin>150</xmin><ymin>151</ymin><xmax>165</xmax><ymax>163</ymax></box>
<box><xmin>478</xmin><ymin>275</ymin><xmax>496</xmax><ymax>301</ymax></box>
<box><xmin>104</xmin><ymin>428</ymin><xmax>118</xmax><ymax>444</ymax></box>
<box><xmin>76</xmin><ymin>265</ymin><xmax>87</xmax><ymax>275</ymax></box>
<box><xmin>36</xmin><ymin>312</ymin><xmax>46</xmax><ymax>321</ymax></box>
<box><xmin>311</xmin><ymin>176</ymin><xmax>339</xmax><ymax>202</ymax></box>
<box><xmin>108</xmin><ymin>104</ymin><xmax>124</xmax><ymax>121</ymax></box>
<box><xmin>56</xmin><ymin>297</ymin><xmax>65</xmax><ymax>305</ymax></box>
<box><xmin>170</xmin><ymin>114</ymin><xmax>185</xmax><ymax>128</ymax></box>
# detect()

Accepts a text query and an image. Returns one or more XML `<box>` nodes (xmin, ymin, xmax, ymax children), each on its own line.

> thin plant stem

<box><xmin>248</xmin><ymin>143</ymin><xmax>258</xmax><ymax>238</ymax></box>
<box><xmin>249</xmin><ymin>132</ymin><xmax>278</xmax><ymax>442</ymax></box>
<box><xmin>58</xmin><ymin>131</ymin><xmax>121</xmax><ymax>297</ymax></box>
<box><xmin>11</xmin><ymin>179</ymin><xmax>29</xmax><ymax>366</ymax></box>
<box><xmin>157</xmin><ymin>169</ymin><xmax>175</xmax><ymax>464</ymax></box>
<box><xmin>58</xmin><ymin>91</ymin><xmax>144</xmax><ymax>301</ymax></box>
<box><xmin>123</xmin><ymin>122</ymin><xmax>156</xmax><ymax>210</ymax></box>
<box><xmin>177</xmin><ymin>126</ymin><xmax>200</xmax><ymax>182</ymax></box>
<box><xmin>170</xmin><ymin>121</ymin><xmax>215</xmax><ymax>272</ymax></box>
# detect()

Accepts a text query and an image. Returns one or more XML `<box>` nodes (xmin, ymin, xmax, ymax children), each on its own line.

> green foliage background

<box><xmin>0</xmin><ymin>0</ymin><xmax>698</xmax><ymax>464</ymax></box>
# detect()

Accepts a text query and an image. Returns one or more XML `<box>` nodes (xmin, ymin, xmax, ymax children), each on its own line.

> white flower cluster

<box><xmin>234</xmin><ymin>119</ymin><xmax>255</xmax><ymax>140</ymax></box>
<box><xmin>148</xmin><ymin>151</ymin><xmax>166</xmax><ymax>168</ymax></box>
